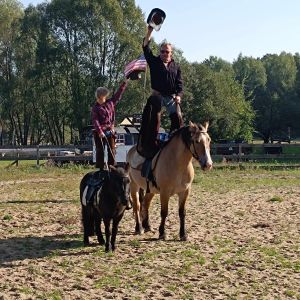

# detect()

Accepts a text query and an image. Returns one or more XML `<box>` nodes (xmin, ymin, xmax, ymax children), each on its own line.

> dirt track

<box><xmin>0</xmin><ymin>168</ymin><xmax>300</xmax><ymax>299</ymax></box>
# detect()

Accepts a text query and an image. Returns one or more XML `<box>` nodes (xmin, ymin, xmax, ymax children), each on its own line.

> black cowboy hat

<box><xmin>147</xmin><ymin>8</ymin><xmax>166</xmax><ymax>31</ymax></box>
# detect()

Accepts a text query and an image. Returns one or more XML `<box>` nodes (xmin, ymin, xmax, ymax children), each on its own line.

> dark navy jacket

<box><xmin>143</xmin><ymin>42</ymin><xmax>183</xmax><ymax>97</ymax></box>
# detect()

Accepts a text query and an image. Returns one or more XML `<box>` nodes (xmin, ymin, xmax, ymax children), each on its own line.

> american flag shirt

<box><xmin>92</xmin><ymin>81</ymin><xmax>127</xmax><ymax>136</ymax></box>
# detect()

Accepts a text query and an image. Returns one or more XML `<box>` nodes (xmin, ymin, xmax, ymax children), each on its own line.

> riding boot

<box><xmin>137</xmin><ymin>96</ymin><xmax>161</xmax><ymax>159</ymax></box>
<box><xmin>169</xmin><ymin>112</ymin><xmax>183</xmax><ymax>134</ymax></box>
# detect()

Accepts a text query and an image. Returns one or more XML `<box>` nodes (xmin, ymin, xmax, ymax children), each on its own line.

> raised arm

<box><xmin>110</xmin><ymin>78</ymin><xmax>129</xmax><ymax>106</ymax></box>
<box><xmin>142</xmin><ymin>26</ymin><xmax>155</xmax><ymax>63</ymax></box>
<box><xmin>143</xmin><ymin>25</ymin><xmax>153</xmax><ymax>47</ymax></box>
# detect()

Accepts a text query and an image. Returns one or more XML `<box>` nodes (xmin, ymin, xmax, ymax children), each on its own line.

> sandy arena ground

<box><xmin>0</xmin><ymin>169</ymin><xmax>300</xmax><ymax>299</ymax></box>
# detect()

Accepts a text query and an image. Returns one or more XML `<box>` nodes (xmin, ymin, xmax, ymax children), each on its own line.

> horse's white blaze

<box><xmin>205</xmin><ymin>148</ymin><xmax>213</xmax><ymax>169</ymax></box>
<box><xmin>82</xmin><ymin>186</ymin><xmax>88</xmax><ymax>206</ymax></box>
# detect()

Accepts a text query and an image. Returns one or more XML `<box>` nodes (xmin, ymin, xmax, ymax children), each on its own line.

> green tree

<box><xmin>258</xmin><ymin>52</ymin><xmax>297</xmax><ymax>142</ymax></box>
<box><xmin>233</xmin><ymin>54</ymin><xmax>267</xmax><ymax>100</ymax></box>
<box><xmin>183</xmin><ymin>63</ymin><xmax>254</xmax><ymax>141</ymax></box>
<box><xmin>0</xmin><ymin>0</ymin><xmax>24</xmax><ymax>144</ymax></box>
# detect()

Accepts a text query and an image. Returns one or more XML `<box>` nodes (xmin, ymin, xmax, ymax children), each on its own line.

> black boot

<box><xmin>169</xmin><ymin>112</ymin><xmax>183</xmax><ymax>134</ymax></box>
<box><xmin>137</xmin><ymin>96</ymin><xmax>161</xmax><ymax>158</ymax></box>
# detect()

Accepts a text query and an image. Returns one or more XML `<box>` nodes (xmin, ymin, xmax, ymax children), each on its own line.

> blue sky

<box><xmin>20</xmin><ymin>0</ymin><xmax>300</xmax><ymax>63</ymax></box>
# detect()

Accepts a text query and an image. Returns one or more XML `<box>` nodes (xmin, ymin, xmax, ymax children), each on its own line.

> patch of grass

<box><xmin>48</xmin><ymin>249</ymin><xmax>60</xmax><ymax>258</ymax></box>
<box><xmin>293</xmin><ymin>261</ymin><xmax>300</xmax><ymax>273</ymax></box>
<box><xmin>27</xmin><ymin>265</ymin><xmax>44</xmax><ymax>276</ymax></box>
<box><xmin>3</xmin><ymin>214</ymin><xmax>13</xmax><ymax>221</ymax></box>
<box><xmin>128</xmin><ymin>239</ymin><xmax>141</xmax><ymax>248</ymax></box>
<box><xmin>194</xmin><ymin>167</ymin><xmax>300</xmax><ymax>193</ymax></box>
<box><xmin>57</xmin><ymin>259</ymin><xmax>73</xmax><ymax>268</ymax></box>
<box><xmin>166</xmin><ymin>284</ymin><xmax>178</xmax><ymax>293</ymax></box>
<box><xmin>267</xmin><ymin>195</ymin><xmax>284</xmax><ymax>202</ymax></box>
<box><xmin>39</xmin><ymin>290</ymin><xmax>62</xmax><ymax>300</ymax></box>
<box><xmin>94</xmin><ymin>274</ymin><xmax>121</xmax><ymax>289</ymax></box>
<box><xmin>18</xmin><ymin>286</ymin><xmax>33</xmax><ymax>294</ymax></box>
<box><xmin>179</xmin><ymin>261</ymin><xmax>193</xmax><ymax>274</ymax></box>
<box><xmin>260</xmin><ymin>246</ymin><xmax>278</xmax><ymax>257</ymax></box>
<box><xmin>180</xmin><ymin>248</ymin><xmax>206</xmax><ymax>266</ymax></box>
<box><xmin>284</xmin><ymin>290</ymin><xmax>296</xmax><ymax>298</ymax></box>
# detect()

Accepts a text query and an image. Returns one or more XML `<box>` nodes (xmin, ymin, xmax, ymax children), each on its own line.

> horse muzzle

<box><xmin>199</xmin><ymin>156</ymin><xmax>213</xmax><ymax>171</ymax></box>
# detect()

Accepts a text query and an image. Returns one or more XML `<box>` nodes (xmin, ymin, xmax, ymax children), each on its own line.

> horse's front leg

<box><xmin>111</xmin><ymin>213</ymin><xmax>124</xmax><ymax>252</ymax></box>
<box><xmin>103</xmin><ymin>218</ymin><xmax>111</xmax><ymax>252</ymax></box>
<box><xmin>158</xmin><ymin>193</ymin><xmax>170</xmax><ymax>240</ymax></box>
<box><xmin>178</xmin><ymin>188</ymin><xmax>190</xmax><ymax>241</ymax></box>
<box><xmin>130</xmin><ymin>182</ymin><xmax>143</xmax><ymax>235</ymax></box>
<box><xmin>142</xmin><ymin>192</ymin><xmax>155</xmax><ymax>232</ymax></box>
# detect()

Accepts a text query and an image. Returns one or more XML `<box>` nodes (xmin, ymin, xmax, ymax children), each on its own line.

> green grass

<box><xmin>267</xmin><ymin>195</ymin><xmax>284</xmax><ymax>202</ymax></box>
<box><xmin>283</xmin><ymin>145</ymin><xmax>300</xmax><ymax>154</ymax></box>
<box><xmin>194</xmin><ymin>166</ymin><xmax>300</xmax><ymax>192</ymax></box>
<box><xmin>2</xmin><ymin>214</ymin><xmax>13</xmax><ymax>221</ymax></box>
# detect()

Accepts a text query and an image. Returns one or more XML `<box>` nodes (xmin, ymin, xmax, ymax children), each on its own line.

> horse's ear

<box><xmin>189</xmin><ymin>121</ymin><xmax>197</xmax><ymax>131</ymax></box>
<box><xmin>189</xmin><ymin>121</ymin><xmax>195</xmax><ymax>127</ymax></box>
<box><xmin>203</xmin><ymin>121</ymin><xmax>209</xmax><ymax>131</ymax></box>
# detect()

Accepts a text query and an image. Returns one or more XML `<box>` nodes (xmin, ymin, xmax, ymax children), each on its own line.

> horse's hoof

<box><xmin>180</xmin><ymin>235</ymin><xmax>188</xmax><ymax>241</ymax></box>
<box><xmin>144</xmin><ymin>226</ymin><xmax>154</xmax><ymax>233</ymax></box>
<box><xmin>98</xmin><ymin>239</ymin><xmax>105</xmax><ymax>246</ymax></box>
<box><xmin>158</xmin><ymin>234</ymin><xmax>166</xmax><ymax>240</ymax></box>
<box><xmin>134</xmin><ymin>229</ymin><xmax>144</xmax><ymax>235</ymax></box>
<box><xmin>83</xmin><ymin>240</ymin><xmax>90</xmax><ymax>247</ymax></box>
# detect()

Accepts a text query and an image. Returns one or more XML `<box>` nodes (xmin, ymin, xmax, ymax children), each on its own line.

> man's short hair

<box><xmin>95</xmin><ymin>87</ymin><xmax>110</xmax><ymax>99</ymax></box>
<box><xmin>160</xmin><ymin>42</ymin><xmax>172</xmax><ymax>50</ymax></box>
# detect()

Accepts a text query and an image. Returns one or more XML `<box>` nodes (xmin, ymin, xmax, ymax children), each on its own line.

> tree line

<box><xmin>1</xmin><ymin>0</ymin><xmax>300</xmax><ymax>145</ymax></box>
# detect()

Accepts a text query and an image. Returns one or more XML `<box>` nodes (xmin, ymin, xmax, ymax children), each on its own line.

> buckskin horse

<box><xmin>127</xmin><ymin>121</ymin><xmax>213</xmax><ymax>240</ymax></box>
<box><xmin>80</xmin><ymin>166</ymin><xmax>131</xmax><ymax>252</ymax></box>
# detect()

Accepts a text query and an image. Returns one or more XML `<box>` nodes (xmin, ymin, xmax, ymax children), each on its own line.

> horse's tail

<box><xmin>80</xmin><ymin>174</ymin><xmax>96</xmax><ymax>237</ymax></box>
<box><xmin>81</xmin><ymin>204</ymin><xmax>96</xmax><ymax>237</ymax></box>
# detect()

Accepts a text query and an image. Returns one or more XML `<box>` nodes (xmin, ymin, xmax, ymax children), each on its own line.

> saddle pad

<box><xmin>80</xmin><ymin>171</ymin><xmax>107</xmax><ymax>206</ymax></box>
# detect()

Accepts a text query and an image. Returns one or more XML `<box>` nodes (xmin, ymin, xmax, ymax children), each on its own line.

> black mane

<box><xmin>110</xmin><ymin>166</ymin><xmax>127</xmax><ymax>177</ymax></box>
<box><xmin>164</xmin><ymin>126</ymin><xmax>192</xmax><ymax>149</ymax></box>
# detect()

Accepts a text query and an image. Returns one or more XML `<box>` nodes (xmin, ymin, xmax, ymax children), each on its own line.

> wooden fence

<box><xmin>1</xmin><ymin>143</ymin><xmax>300</xmax><ymax>166</ymax></box>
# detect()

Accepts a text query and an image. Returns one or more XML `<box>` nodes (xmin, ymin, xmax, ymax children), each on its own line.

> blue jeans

<box><xmin>160</xmin><ymin>95</ymin><xmax>177</xmax><ymax>115</ymax></box>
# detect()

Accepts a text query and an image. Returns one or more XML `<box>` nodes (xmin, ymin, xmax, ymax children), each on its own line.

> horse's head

<box><xmin>188</xmin><ymin>121</ymin><xmax>213</xmax><ymax>171</ymax></box>
<box><xmin>107</xmin><ymin>165</ymin><xmax>131</xmax><ymax>208</ymax></box>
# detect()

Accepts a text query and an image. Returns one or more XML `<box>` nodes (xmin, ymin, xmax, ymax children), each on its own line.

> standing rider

<box><xmin>92</xmin><ymin>78</ymin><xmax>129</xmax><ymax>170</ymax></box>
<box><xmin>137</xmin><ymin>25</ymin><xmax>184</xmax><ymax>159</ymax></box>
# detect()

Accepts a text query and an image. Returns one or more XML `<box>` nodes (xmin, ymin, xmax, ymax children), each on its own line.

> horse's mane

<box><xmin>163</xmin><ymin>126</ymin><xmax>192</xmax><ymax>149</ymax></box>
<box><xmin>110</xmin><ymin>166</ymin><xmax>128</xmax><ymax>178</ymax></box>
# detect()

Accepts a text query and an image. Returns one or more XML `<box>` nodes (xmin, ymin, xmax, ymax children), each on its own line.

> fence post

<box><xmin>36</xmin><ymin>145</ymin><xmax>40</xmax><ymax>167</ymax></box>
<box><xmin>238</xmin><ymin>143</ymin><xmax>242</xmax><ymax>162</ymax></box>
<box><xmin>16</xmin><ymin>151</ymin><xmax>19</xmax><ymax>167</ymax></box>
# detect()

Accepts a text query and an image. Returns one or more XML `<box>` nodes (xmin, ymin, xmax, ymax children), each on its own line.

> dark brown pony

<box><xmin>80</xmin><ymin>166</ymin><xmax>131</xmax><ymax>252</ymax></box>
<box><xmin>127</xmin><ymin>122</ymin><xmax>212</xmax><ymax>240</ymax></box>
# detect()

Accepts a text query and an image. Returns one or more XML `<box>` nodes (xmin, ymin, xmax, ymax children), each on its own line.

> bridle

<box><xmin>189</xmin><ymin>130</ymin><xmax>209</xmax><ymax>161</ymax></box>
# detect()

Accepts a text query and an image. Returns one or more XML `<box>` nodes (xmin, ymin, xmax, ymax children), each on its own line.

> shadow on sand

<box><xmin>0</xmin><ymin>234</ymin><xmax>84</xmax><ymax>266</ymax></box>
